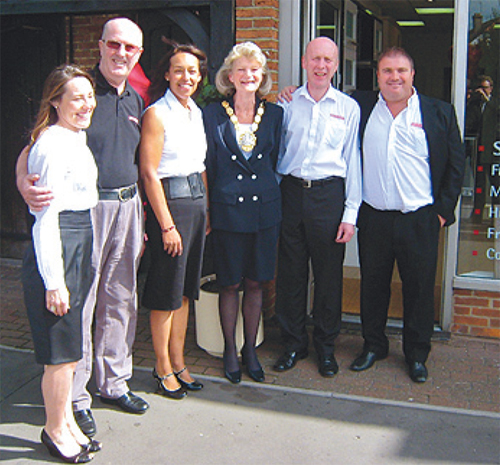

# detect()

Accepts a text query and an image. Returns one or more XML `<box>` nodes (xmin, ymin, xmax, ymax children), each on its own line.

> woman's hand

<box><xmin>205</xmin><ymin>211</ymin><xmax>211</xmax><ymax>236</ymax></box>
<box><xmin>162</xmin><ymin>228</ymin><xmax>183</xmax><ymax>257</ymax></box>
<box><xmin>46</xmin><ymin>287</ymin><xmax>70</xmax><ymax>316</ymax></box>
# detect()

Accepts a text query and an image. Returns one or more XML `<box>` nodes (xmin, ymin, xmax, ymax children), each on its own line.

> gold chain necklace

<box><xmin>222</xmin><ymin>100</ymin><xmax>265</xmax><ymax>152</ymax></box>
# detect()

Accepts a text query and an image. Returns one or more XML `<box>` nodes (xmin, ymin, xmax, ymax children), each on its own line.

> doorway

<box><xmin>308</xmin><ymin>0</ymin><xmax>455</xmax><ymax>322</ymax></box>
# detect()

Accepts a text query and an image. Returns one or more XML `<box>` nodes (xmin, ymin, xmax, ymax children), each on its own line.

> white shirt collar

<box><xmin>298</xmin><ymin>83</ymin><xmax>337</xmax><ymax>104</ymax></box>
<box><xmin>377</xmin><ymin>86</ymin><xmax>419</xmax><ymax>108</ymax></box>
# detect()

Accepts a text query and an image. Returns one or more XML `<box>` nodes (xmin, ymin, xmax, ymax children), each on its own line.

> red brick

<box><xmin>236</xmin><ymin>0</ymin><xmax>254</xmax><ymax>6</ymax></box>
<box><xmin>253</xmin><ymin>19</ymin><xmax>278</xmax><ymax>28</ymax></box>
<box><xmin>236</xmin><ymin>19</ymin><xmax>253</xmax><ymax>29</ymax></box>
<box><xmin>454</xmin><ymin>296</ymin><xmax>491</xmax><ymax>307</ymax></box>
<box><xmin>236</xmin><ymin>8</ymin><xmax>279</xmax><ymax>19</ymax></box>
<box><xmin>238</xmin><ymin>29</ymin><xmax>270</xmax><ymax>39</ymax></box>
<box><xmin>489</xmin><ymin>318</ymin><xmax>500</xmax><ymax>328</ymax></box>
<box><xmin>470</xmin><ymin>327</ymin><xmax>500</xmax><ymax>338</ymax></box>
<box><xmin>451</xmin><ymin>324</ymin><xmax>470</xmax><ymax>334</ymax></box>
<box><xmin>453</xmin><ymin>289</ymin><xmax>473</xmax><ymax>296</ymax></box>
<box><xmin>453</xmin><ymin>315</ymin><xmax>489</xmax><ymax>327</ymax></box>
<box><xmin>454</xmin><ymin>306</ymin><xmax>472</xmax><ymax>315</ymax></box>
<box><xmin>475</xmin><ymin>291</ymin><xmax>500</xmax><ymax>298</ymax></box>
<box><xmin>255</xmin><ymin>0</ymin><xmax>278</xmax><ymax>6</ymax></box>
<box><xmin>472</xmin><ymin>307</ymin><xmax>500</xmax><ymax>318</ymax></box>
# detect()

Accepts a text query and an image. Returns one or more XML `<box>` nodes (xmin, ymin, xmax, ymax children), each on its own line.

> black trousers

<box><xmin>275</xmin><ymin>176</ymin><xmax>345</xmax><ymax>357</ymax></box>
<box><xmin>357</xmin><ymin>202</ymin><xmax>441</xmax><ymax>363</ymax></box>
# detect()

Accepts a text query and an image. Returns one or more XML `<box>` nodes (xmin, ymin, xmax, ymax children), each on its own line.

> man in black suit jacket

<box><xmin>350</xmin><ymin>47</ymin><xmax>465</xmax><ymax>383</ymax></box>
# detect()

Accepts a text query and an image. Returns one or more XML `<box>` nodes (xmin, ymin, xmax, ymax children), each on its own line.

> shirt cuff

<box><xmin>341</xmin><ymin>208</ymin><xmax>358</xmax><ymax>226</ymax></box>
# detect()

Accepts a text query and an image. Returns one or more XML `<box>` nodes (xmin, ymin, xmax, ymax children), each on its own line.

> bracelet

<box><xmin>161</xmin><ymin>225</ymin><xmax>176</xmax><ymax>233</ymax></box>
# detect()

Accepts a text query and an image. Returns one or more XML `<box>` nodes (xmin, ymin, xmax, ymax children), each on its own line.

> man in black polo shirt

<box><xmin>17</xmin><ymin>17</ymin><xmax>149</xmax><ymax>437</ymax></box>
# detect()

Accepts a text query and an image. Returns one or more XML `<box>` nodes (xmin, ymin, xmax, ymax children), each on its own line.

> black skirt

<box><xmin>142</xmin><ymin>193</ymin><xmax>207</xmax><ymax>311</ymax></box>
<box><xmin>211</xmin><ymin>225</ymin><xmax>280</xmax><ymax>287</ymax></box>
<box><xmin>22</xmin><ymin>210</ymin><xmax>93</xmax><ymax>365</ymax></box>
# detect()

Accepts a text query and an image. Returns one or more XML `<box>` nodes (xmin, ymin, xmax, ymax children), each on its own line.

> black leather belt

<box><xmin>161</xmin><ymin>173</ymin><xmax>205</xmax><ymax>200</ymax></box>
<box><xmin>287</xmin><ymin>175</ymin><xmax>341</xmax><ymax>188</ymax></box>
<box><xmin>99</xmin><ymin>184</ymin><xmax>137</xmax><ymax>202</ymax></box>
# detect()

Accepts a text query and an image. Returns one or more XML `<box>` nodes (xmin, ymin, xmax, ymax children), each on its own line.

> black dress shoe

<box><xmin>41</xmin><ymin>429</ymin><xmax>93</xmax><ymax>463</ymax></box>
<box><xmin>223</xmin><ymin>352</ymin><xmax>241</xmax><ymax>384</ymax></box>
<box><xmin>349</xmin><ymin>351</ymin><xmax>386</xmax><ymax>372</ymax></box>
<box><xmin>408</xmin><ymin>361</ymin><xmax>428</xmax><ymax>383</ymax></box>
<box><xmin>273</xmin><ymin>350</ymin><xmax>308</xmax><ymax>372</ymax></box>
<box><xmin>74</xmin><ymin>409</ymin><xmax>96</xmax><ymax>438</ymax></box>
<box><xmin>241</xmin><ymin>347</ymin><xmax>265</xmax><ymax>382</ymax></box>
<box><xmin>99</xmin><ymin>391</ymin><xmax>149</xmax><ymax>414</ymax></box>
<box><xmin>246</xmin><ymin>366</ymin><xmax>265</xmax><ymax>382</ymax></box>
<box><xmin>318</xmin><ymin>355</ymin><xmax>339</xmax><ymax>378</ymax></box>
<box><xmin>224</xmin><ymin>368</ymin><xmax>242</xmax><ymax>384</ymax></box>
<box><xmin>174</xmin><ymin>367</ymin><xmax>203</xmax><ymax>391</ymax></box>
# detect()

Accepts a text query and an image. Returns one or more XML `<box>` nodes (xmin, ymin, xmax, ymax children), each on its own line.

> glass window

<box><xmin>456</xmin><ymin>1</ymin><xmax>500</xmax><ymax>279</ymax></box>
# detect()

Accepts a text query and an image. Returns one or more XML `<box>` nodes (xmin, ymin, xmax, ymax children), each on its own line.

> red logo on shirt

<box><xmin>128</xmin><ymin>116</ymin><xmax>139</xmax><ymax>125</ymax></box>
<box><xmin>411</xmin><ymin>122</ymin><xmax>423</xmax><ymax>128</ymax></box>
<box><xmin>330</xmin><ymin>114</ymin><xmax>345</xmax><ymax>120</ymax></box>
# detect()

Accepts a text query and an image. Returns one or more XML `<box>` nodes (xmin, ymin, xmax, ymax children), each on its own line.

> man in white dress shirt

<box><xmin>273</xmin><ymin>37</ymin><xmax>361</xmax><ymax>377</ymax></box>
<box><xmin>349</xmin><ymin>47</ymin><xmax>465</xmax><ymax>383</ymax></box>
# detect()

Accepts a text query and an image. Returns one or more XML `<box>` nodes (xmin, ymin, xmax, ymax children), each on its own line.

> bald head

<box><xmin>102</xmin><ymin>18</ymin><xmax>143</xmax><ymax>46</ymax></box>
<box><xmin>302</xmin><ymin>37</ymin><xmax>339</xmax><ymax>101</ymax></box>
<box><xmin>305</xmin><ymin>37</ymin><xmax>338</xmax><ymax>60</ymax></box>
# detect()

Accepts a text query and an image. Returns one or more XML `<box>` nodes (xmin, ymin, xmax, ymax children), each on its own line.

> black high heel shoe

<box><xmin>174</xmin><ymin>367</ymin><xmax>203</xmax><ymax>391</ymax></box>
<box><xmin>82</xmin><ymin>439</ymin><xmax>102</xmax><ymax>453</ymax></box>
<box><xmin>152</xmin><ymin>368</ymin><xmax>187</xmax><ymax>399</ymax></box>
<box><xmin>223</xmin><ymin>353</ymin><xmax>241</xmax><ymax>384</ymax></box>
<box><xmin>241</xmin><ymin>347</ymin><xmax>265</xmax><ymax>383</ymax></box>
<box><xmin>41</xmin><ymin>429</ymin><xmax>93</xmax><ymax>463</ymax></box>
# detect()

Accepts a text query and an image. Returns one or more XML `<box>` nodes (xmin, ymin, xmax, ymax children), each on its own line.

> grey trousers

<box><xmin>72</xmin><ymin>193</ymin><xmax>144</xmax><ymax>409</ymax></box>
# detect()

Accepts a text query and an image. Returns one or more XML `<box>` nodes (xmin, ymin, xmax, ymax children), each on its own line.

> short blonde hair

<box><xmin>215</xmin><ymin>42</ymin><xmax>272</xmax><ymax>97</ymax></box>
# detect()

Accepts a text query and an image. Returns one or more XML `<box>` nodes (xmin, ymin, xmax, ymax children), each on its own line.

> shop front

<box><xmin>278</xmin><ymin>0</ymin><xmax>499</xmax><ymax>337</ymax></box>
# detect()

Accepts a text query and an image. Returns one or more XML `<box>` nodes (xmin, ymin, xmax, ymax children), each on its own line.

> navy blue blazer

<box><xmin>352</xmin><ymin>90</ymin><xmax>465</xmax><ymax>226</ymax></box>
<box><xmin>203</xmin><ymin>98</ymin><xmax>283</xmax><ymax>233</ymax></box>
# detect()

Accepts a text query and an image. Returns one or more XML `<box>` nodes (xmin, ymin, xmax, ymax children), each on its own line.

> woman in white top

<box><xmin>140</xmin><ymin>42</ymin><xmax>208</xmax><ymax>399</ymax></box>
<box><xmin>22</xmin><ymin>65</ymin><xmax>100</xmax><ymax>462</ymax></box>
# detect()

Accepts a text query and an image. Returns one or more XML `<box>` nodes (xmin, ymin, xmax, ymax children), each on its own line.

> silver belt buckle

<box><xmin>303</xmin><ymin>179</ymin><xmax>312</xmax><ymax>188</ymax></box>
<box><xmin>118</xmin><ymin>186</ymin><xmax>131</xmax><ymax>202</ymax></box>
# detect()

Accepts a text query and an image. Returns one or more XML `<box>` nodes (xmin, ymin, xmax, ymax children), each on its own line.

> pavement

<box><xmin>1</xmin><ymin>257</ymin><xmax>500</xmax><ymax>464</ymax></box>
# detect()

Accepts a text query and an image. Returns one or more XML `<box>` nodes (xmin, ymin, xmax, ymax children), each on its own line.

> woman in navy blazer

<box><xmin>203</xmin><ymin>42</ymin><xmax>283</xmax><ymax>383</ymax></box>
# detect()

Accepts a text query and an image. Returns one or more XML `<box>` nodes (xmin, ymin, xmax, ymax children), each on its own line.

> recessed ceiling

<box><xmin>357</xmin><ymin>0</ymin><xmax>455</xmax><ymax>32</ymax></box>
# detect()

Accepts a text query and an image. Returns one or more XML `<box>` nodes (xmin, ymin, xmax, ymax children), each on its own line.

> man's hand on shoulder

<box><xmin>277</xmin><ymin>85</ymin><xmax>298</xmax><ymax>103</ymax></box>
<box><xmin>335</xmin><ymin>222</ymin><xmax>355</xmax><ymax>244</ymax></box>
<box><xmin>19</xmin><ymin>174</ymin><xmax>54</xmax><ymax>212</ymax></box>
<box><xmin>16</xmin><ymin>145</ymin><xmax>53</xmax><ymax>211</ymax></box>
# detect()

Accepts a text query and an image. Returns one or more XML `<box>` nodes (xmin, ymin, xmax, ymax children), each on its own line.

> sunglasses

<box><xmin>103</xmin><ymin>40</ymin><xmax>141</xmax><ymax>55</ymax></box>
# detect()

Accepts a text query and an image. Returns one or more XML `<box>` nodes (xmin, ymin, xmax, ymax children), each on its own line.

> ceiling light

<box><xmin>397</xmin><ymin>21</ymin><xmax>425</xmax><ymax>26</ymax></box>
<box><xmin>415</xmin><ymin>8</ymin><xmax>454</xmax><ymax>14</ymax></box>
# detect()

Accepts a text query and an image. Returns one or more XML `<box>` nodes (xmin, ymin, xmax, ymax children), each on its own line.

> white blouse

<box><xmin>147</xmin><ymin>89</ymin><xmax>206</xmax><ymax>178</ymax></box>
<box><xmin>29</xmin><ymin>125</ymin><xmax>98</xmax><ymax>290</ymax></box>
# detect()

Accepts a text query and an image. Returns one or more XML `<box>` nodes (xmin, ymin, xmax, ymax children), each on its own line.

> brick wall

<box><xmin>452</xmin><ymin>289</ymin><xmax>500</xmax><ymax>338</ymax></box>
<box><xmin>65</xmin><ymin>15</ymin><xmax>115</xmax><ymax>69</ymax></box>
<box><xmin>236</xmin><ymin>0</ymin><xmax>280</xmax><ymax>99</ymax></box>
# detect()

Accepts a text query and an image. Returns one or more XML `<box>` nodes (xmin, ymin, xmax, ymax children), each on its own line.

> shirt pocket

<box><xmin>324</xmin><ymin>117</ymin><xmax>346</xmax><ymax>150</ymax></box>
<box><xmin>409</xmin><ymin>125</ymin><xmax>428</xmax><ymax>157</ymax></box>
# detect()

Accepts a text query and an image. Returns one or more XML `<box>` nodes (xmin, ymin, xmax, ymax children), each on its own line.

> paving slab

<box><xmin>1</xmin><ymin>347</ymin><xmax>499</xmax><ymax>465</ymax></box>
